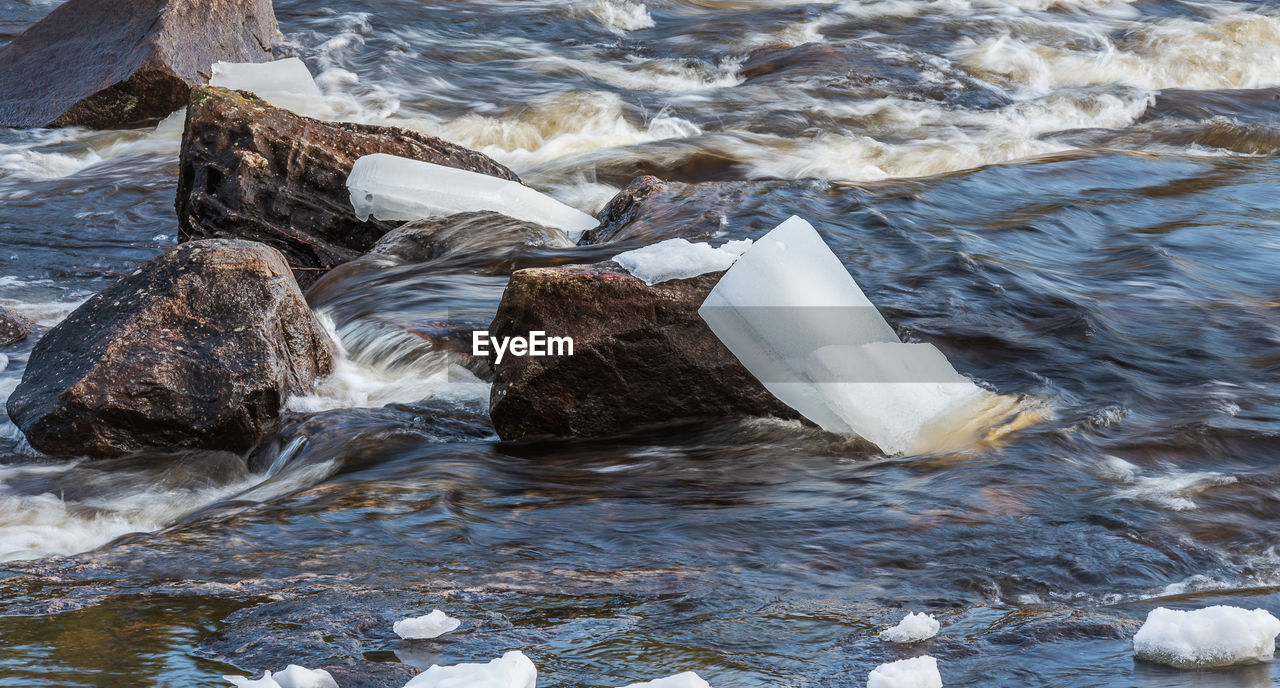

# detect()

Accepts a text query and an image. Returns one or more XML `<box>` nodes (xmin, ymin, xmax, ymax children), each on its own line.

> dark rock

<box><xmin>176</xmin><ymin>87</ymin><xmax>521</xmax><ymax>287</ymax></box>
<box><xmin>368</xmin><ymin>212</ymin><xmax>571</xmax><ymax>266</ymax></box>
<box><xmin>0</xmin><ymin>307</ymin><xmax>32</xmax><ymax>347</ymax></box>
<box><xmin>6</xmin><ymin>239</ymin><xmax>334</xmax><ymax>458</ymax></box>
<box><xmin>488</xmin><ymin>262</ymin><xmax>800</xmax><ymax>441</ymax></box>
<box><xmin>581</xmin><ymin>176</ymin><xmax>791</xmax><ymax>246</ymax></box>
<box><xmin>0</xmin><ymin>0</ymin><xmax>280</xmax><ymax>129</ymax></box>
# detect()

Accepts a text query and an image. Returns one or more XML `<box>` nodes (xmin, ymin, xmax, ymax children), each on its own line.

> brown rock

<box><xmin>176</xmin><ymin>87</ymin><xmax>521</xmax><ymax>287</ymax></box>
<box><xmin>580</xmin><ymin>175</ymin><xmax>790</xmax><ymax>245</ymax></box>
<box><xmin>488</xmin><ymin>262</ymin><xmax>800</xmax><ymax>441</ymax></box>
<box><xmin>0</xmin><ymin>307</ymin><xmax>32</xmax><ymax>347</ymax></box>
<box><xmin>6</xmin><ymin>239</ymin><xmax>335</xmax><ymax>458</ymax></box>
<box><xmin>0</xmin><ymin>0</ymin><xmax>280</xmax><ymax>129</ymax></box>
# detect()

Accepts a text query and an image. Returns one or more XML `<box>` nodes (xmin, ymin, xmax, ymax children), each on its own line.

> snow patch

<box><xmin>880</xmin><ymin>612</ymin><xmax>940</xmax><ymax>643</ymax></box>
<box><xmin>394</xmin><ymin>609</ymin><xmax>461</xmax><ymax>640</ymax></box>
<box><xmin>1133</xmin><ymin>606</ymin><xmax>1280</xmax><ymax>669</ymax></box>
<box><xmin>613</xmin><ymin>238</ymin><xmax>752</xmax><ymax>285</ymax></box>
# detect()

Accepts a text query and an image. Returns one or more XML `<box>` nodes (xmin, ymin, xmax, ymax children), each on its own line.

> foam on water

<box><xmin>581</xmin><ymin>0</ymin><xmax>656</xmax><ymax>34</ymax></box>
<box><xmin>287</xmin><ymin>314</ymin><xmax>489</xmax><ymax>414</ymax></box>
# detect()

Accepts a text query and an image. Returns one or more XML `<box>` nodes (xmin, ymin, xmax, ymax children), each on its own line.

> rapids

<box><xmin>1</xmin><ymin>0</ymin><xmax>1279</xmax><ymax>686</ymax></box>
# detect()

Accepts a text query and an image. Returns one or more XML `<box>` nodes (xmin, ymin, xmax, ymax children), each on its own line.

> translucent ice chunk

<box><xmin>224</xmin><ymin>665</ymin><xmax>338</xmax><ymax>688</ymax></box>
<box><xmin>1133</xmin><ymin>606</ymin><xmax>1280</xmax><ymax>669</ymax></box>
<box><xmin>210</xmin><ymin>58</ymin><xmax>332</xmax><ymax>118</ymax></box>
<box><xmin>807</xmin><ymin>343</ymin><xmax>994</xmax><ymax>455</ymax></box>
<box><xmin>867</xmin><ymin>656</ymin><xmax>942</xmax><ymax>688</ymax></box>
<box><xmin>393</xmin><ymin>609</ymin><xmax>461</xmax><ymax>639</ymax></box>
<box><xmin>613</xmin><ymin>238</ymin><xmax>752</xmax><ymax>285</ymax></box>
<box><xmin>880</xmin><ymin>611</ymin><xmax>941</xmax><ymax>643</ymax></box>
<box><xmin>347</xmin><ymin>154</ymin><xmax>599</xmax><ymax>241</ymax></box>
<box><xmin>698</xmin><ymin>216</ymin><xmax>901</xmax><ymax>434</ymax></box>
<box><xmin>618</xmin><ymin>672</ymin><xmax>713</xmax><ymax>688</ymax></box>
<box><xmin>699</xmin><ymin>216</ymin><xmax>1014</xmax><ymax>454</ymax></box>
<box><xmin>402</xmin><ymin>650</ymin><xmax>536</xmax><ymax>688</ymax></box>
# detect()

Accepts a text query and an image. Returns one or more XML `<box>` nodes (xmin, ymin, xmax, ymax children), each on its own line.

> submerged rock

<box><xmin>6</xmin><ymin>240</ymin><xmax>334</xmax><ymax>458</ymax></box>
<box><xmin>176</xmin><ymin>87</ymin><xmax>519</xmax><ymax>287</ymax></box>
<box><xmin>581</xmin><ymin>176</ymin><xmax>791</xmax><ymax>246</ymax></box>
<box><xmin>0</xmin><ymin>307</ymin><xmax>32</xmax><ymax>347</ymax></box>
<box><xmin>488</xmin><ymin>262</ymin><xmax>800</xmax><ymax>441</ymax></box>
<box><xmin>0</xmin><ymin>0</ymin><xmax>280</xmax><ymax>129</ymax></box>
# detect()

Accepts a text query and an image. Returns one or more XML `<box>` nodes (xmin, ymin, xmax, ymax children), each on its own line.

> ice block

<box><xmin>347</xmin><ymin>153</ymin><xmax>599</xmax><ymax>240</ymax></box>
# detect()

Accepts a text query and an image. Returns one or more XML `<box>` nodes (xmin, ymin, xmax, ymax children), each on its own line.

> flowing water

<box><xmin>2</xmin><ymin>0</ymin><xmax>1280</xmax><ymax>685</ymax></box>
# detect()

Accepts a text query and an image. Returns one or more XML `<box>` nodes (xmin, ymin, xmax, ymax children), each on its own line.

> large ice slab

<box><xmin>347</xmin><ymin>153</ymin><xmax>599</xmax><ymax>240</ymax></box>
<box><xmin>224</xmin><ymin>665</ymin><xmax>338</xmax><ymax>688</ymax></box>
<box><xmin>1133</xmin><ymin>606</ymin><xmax>1280</xmax><ymax>669</ymax></box>
<box><xmin>867</xmin><ymin>656</ymin><xmax>943</xmax><ymax>688</ymax></box>
<box><xmin>210</xmin><ymin>58</ymin><xmax>333</xmax><ymax>118</ymax></box>
<box><xmin>699</xmin><ymin>216</ymin><xmax>1014</xmax><ymax>455</ymax></box>
<box><xmin>402</xmin><ymin>650</ymin><xmax>537</xmax><ymax>688</ymax></box>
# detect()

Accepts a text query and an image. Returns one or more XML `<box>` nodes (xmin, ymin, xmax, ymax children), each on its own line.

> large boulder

<box><xmin>177</xmin><ymin>87</ymin><xmax>520</xmax><ymax>287</ymax></box>
<box><xmin>487</xmin><ymin>262</ymin><xmax>800</xmax><ymax>441</ymax></box>
<box><xmin>0</xmin><ymin>307</ymin><xmax>32</xmax><ymax>347</ymax></box>
<box><xmin>6</xmin><ymin>240</ymin><xmax>335</xmax><ymax>458</ymax></box>
<box><xmin>0</xmin><ymin>0</ymin><xmax>280</xmax><ymax>129</ymax></box>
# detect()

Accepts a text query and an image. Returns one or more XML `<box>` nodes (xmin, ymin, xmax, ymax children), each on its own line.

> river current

<box><xmin>1</xmin><ymin>0</ymin><xmax>1279</xmax><ymax>686</ymax></box>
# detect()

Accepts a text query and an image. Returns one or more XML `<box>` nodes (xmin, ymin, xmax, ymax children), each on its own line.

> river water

<box><xmin>1</xmin><ymin>0</ymin><xmax>1279</xmax><ymax>686</ymax></box>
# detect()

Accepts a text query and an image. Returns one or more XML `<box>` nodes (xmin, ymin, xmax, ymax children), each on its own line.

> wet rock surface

<box><xmin>0</xmin><ymin>307</ymin><xmax>32</xmax><ymax>347</ymax></box>
<box><xmin>581</xmin><ymin>176</ymin><xmax>794</xmax><ymax>246</ymax></box>
<box><xmin>0</xmin><ymin>0</ymin><xmax>280</xmax><ymax>129</ymax></box>
<box><xmin>176</xmin><ymin>87</ymin><xmax>520</xmax><ymax>287</ymax></box>
<box><xmin>488</xmin><ymin>261</ymin><xmax>800</xmax><ymax>441</ymax></box>
<box><xmin>6</xmin><ymin>239</ymin><xmax>334</xmax><ymax>458</ymax></box>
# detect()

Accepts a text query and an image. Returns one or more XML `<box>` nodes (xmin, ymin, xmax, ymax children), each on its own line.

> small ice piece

<box><xmin>1133</xmin><ymin>605</ymin><xmax>1280</xmax><ymax>669</ymax></box>
<box><xmin>613</xmin><ymin>238</ymin><xmax>753</xmax><ymax>285</ymax></box>
<box><xmin>880</xmin><ymin>612</ymin><xmax>940</xmax><ymax>643</ymax></box>
<box><xmin>866</xmin><ymin>656</ymin><xmax>943</xmax><ymax>688</ymax></box>
<box><xmin>224</xmin><ymin>665</ymin><xmax>339</xmax><ymax>688</ymax></box>
<box><xmin>401</xmin><ymin>650</ymin><xmax>536</xmax><ymax>688</ymax></box>
<box><xmin>394</xmin><ymin>609</ymin><xmax>461</xmax><ymax>639</ymax></box>
<box><xmin>347</xmin><ymin>154</ymin><xmax>599</xmax><ymax>241</ymax></box>
<box><xmin>618</xmin><ymin>672</ymin><xmax>712</xmax><ymax>688</ymax></box>
<box><xmin>209</xmin><ymin>58</ymin><xmax>330</xmax><ymax>116</ymax></box>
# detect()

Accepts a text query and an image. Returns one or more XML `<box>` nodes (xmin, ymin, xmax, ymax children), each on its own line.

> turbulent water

<box><xmin>2</xmin><ymin>0</ymin><xmax>1280</xmax><ymax>685</ymax></box>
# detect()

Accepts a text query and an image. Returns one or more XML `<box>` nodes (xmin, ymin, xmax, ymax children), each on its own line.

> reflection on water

<box><xmin>2</xmin><ymin>0</ymin><xmax>1280</xmax><ymax>685</ymax></box>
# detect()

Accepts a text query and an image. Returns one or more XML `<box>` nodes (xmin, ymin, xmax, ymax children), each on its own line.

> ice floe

<box><xmin>867</xmin><ymin>656</ymin><xmax>942</xmax><ymax>688</ymax></box>
<box><xmin>347</xmin><ymin>153</ymin><xmax>599</xmax><ymax>240</ymax></box>
<box><xmin>224</xmin><ymin>665</ymin><xmax>338</xmax><ymax>688</ymax></box>
<box><xmin>879</xmin><ymin>612</ymin><xmax>940</xmax><ymax>643</ymax></box>
<box><xmin>394</xmin><ymin>609</ymin><xmax>461</xmax><ymax>640</ymax></box>
<box><xmin>1133</xmin><ymin>605</ymin><xmax>1280</xmax><ymax>669</ymax></box>
<box><xmin>698</xmin><ymin>216</ymin><xmax>1020</xmax><ymax>455</ymax></box>
<box><xmin>613</xmin><ymin>238</ymin><xmax>752</xmax><ymax>285</ymax></box>
<box><xmin>402</xmin><ymin>650</ymin><xmax>537</xmax><ymax>688</ymax></box>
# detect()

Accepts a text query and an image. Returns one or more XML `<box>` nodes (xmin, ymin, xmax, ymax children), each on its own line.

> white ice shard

<box><xmin>866</xmin><ymin>656</ymin><xmax>943</xmax><ymax>688</ymax></box>
<box><xmin>347</xmin><ymin>154</ymin><xmax>599</xmax><ymax>240</ymax></box>
<box><xmin>698</xmin><ymin>216</ymin><xmax>1013</xmax><ymax>455</ymax></box>
<box><xmin>613</xmin><ymin>238</ymin><xmax>753</xmax><ymax>285</ymax></box>
<box><xmin>1133</xmin><ymin>606</ymin><xmax>1280</xmax><ymax>669</ymax></box>
<box><xmin>401</xmin><ymin>650</ymin><xmax>537</xmax><ymax>688</ymax></box>
<box><xmin>879</xmin><ymin>612</ymin><xmax>941</xmax><ymax>643</ymax></box>
<box><xmin>224</xmin><ymin>665</ymin><xmax>339</xmax><ymax>688</ymax></box>
<box><xmin>209</xmin><ymin>58</ymin><xmax>333</xmax><ymax>118</ymax></box>
<box><xmin>393</xmin><ymin>609</ymin><xmax>461</xmax><ymax>639</ymax></box>
<box><xmin>618</xmin><ymin>672</ymin><xmax>713</xmax><ymax>688</ymax></box>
